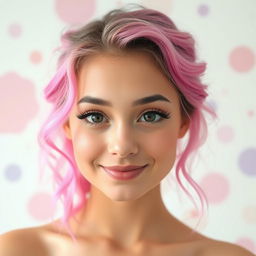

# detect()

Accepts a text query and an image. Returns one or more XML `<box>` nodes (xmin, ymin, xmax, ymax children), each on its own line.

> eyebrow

<box><xmin>77</xmin><ymin>94</ymin><xmax>171</xmax><ymax>106</ymax></box>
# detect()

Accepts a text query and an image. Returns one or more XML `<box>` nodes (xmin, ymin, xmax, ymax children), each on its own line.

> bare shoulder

<box><xmin>202</xmin><ymin>239</ymin><xmax>255</xmax><ymax>256</ymax></box>
<box><xmin>0</xmin><ymin>226</ymin><xmax>50</xmax><ymax>256</ymax></box>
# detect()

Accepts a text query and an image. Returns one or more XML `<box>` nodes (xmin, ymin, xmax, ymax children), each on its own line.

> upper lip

<box><xmin>101</xmin><ymin>165</ymin><xmax>147</xmax><ymax>172</ymax></box>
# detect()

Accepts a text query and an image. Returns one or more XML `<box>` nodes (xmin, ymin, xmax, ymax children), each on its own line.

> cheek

<box><xmin>145</xmin><ymin>128</ymin><xmax>179</xmax><ymax>166</ymax></box>
<box><xmin>71</xmin><ymin>127</ymin><xmax>103</xmax><ymax>169</ymax></box>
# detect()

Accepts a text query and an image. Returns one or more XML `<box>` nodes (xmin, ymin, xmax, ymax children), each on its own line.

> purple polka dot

<box><xmin>198</xmin><ymin>4</ymin><xmax>209</xmax><ymax>16</ymax></box>
<box><xmin>238</xmin><ymin>148</ymin><xmax>256</xmax><ymax>176</ymax></box>
<box><xmin>4</xmin><ymin>164</ymin><xmax>22</xmax><ymax>181</ymax></box>
<box><xmin>206</xmin><ymin>99</ymin><xmax>218</xmax><ymax>112</ymax></box>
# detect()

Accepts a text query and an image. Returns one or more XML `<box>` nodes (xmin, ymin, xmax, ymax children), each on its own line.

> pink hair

<box><xmin>37</xmin><ymin>4</ymin><xmax>217</xmax><ymax>242</ymax></box>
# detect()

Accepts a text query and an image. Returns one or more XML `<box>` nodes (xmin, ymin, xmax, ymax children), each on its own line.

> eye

<box><xmin>77</xmin><ymin>110</ymin><xmax>108</xmax><ymax>126</ymax></box>
<box><xmin>76</xmin><ymin>108</ymin><xmax>171</xmax><ymax>126</ymax></box>
<box><xmin>139</xmin><ymin>108</ymin><xmax>171</xmax><ymax>123</ymax></box>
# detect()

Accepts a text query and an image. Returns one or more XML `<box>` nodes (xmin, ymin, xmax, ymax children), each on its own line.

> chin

<box><xmin>104</xmin><ymin>188</ymin><xmax>145</xmax><ymax>202</ymax></box>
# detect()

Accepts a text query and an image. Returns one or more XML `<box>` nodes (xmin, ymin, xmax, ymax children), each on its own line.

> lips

<box><xmin>101</xmin><ymin>164</ymin><xmax>147</xmax><ymax>180</ymax></box>
<box><xmin>101</xmin><ymin>165</ymin><xmax>147</xmax><ymax>172</ymax></box>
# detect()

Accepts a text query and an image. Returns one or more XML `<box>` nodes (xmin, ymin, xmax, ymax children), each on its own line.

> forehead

<box><xmin>76</xmin><ymin>51</ymin><xmax>179</xmax><ymax>103</ymax></box>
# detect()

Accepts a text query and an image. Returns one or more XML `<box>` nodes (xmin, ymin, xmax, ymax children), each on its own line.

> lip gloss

<box><xmin>102</xmin><ymin>166</ymin><xmax>146</xmax><ymax>180</ymax></box>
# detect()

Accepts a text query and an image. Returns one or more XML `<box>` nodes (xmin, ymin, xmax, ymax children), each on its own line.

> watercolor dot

<box><xmin>229</xmin><ymin>46</ymin><xmax>255</xmax><ymax>72</ymax></box>
<box><xmin>247</xmin><ymin>110</ymin><xmax>255</xmax><ymax>118</ymax></box>
<box><xmin>4</xmin><ymin>164</ymin><xmax>22</xmax><ymax>182</ymax></box>
<box><xmin>236</xmin><ymin>237</ymin><xmax>255</xmax><ymax>254</ymax></box>
<box><xmin>29</xmin><ymin>51</ymin><xmax>43</xmax><ymax>64</ymax></box>
<box><xmin>206</xmin><ymin>99</ymin><xmax>218</xmax><ymax>112</ymax></box>
<box><xmin>188</xmin><ymin>209</ymin><xmax>199</xmax><ymax>218</ymax></box>
<box><xmin>216</xmin><ymin>125</ymin><xmax>234</xmax><ymax>143</ymax></box>
<box><xmin>199</xmin><ymin>172</ymin><xmax>230</xmax><ymax>204</ymax></box>
<box><xmin>27</xmin><ymin>192</ymin><xmax>55</xmax><ymax>221</ymax></box>
<box><xmin>0</xmin><ymin>72</ymin><xmax>39</xmax><ymax>133</ymax></box>
<box><xmin>238</xmin><ymin>148</ymin><xmax>256</xmax><ymax>176</ymax></box>
<box><xmin>198</xmin><ymin>4</ymin><xmax>209</xmax><ymax>16</ymax></box>
<box><xmin>242</xmin><ymin>205</ymin><xmax>256</xmax><ymax>224</ymax></box>
<box><xmin>116</xmin><ymin>0</ymin><xmax>124</xmax><ymax>7</ymax></box>
<box><xmin>8</xmin><ymin>23</ymin><xmax>22</xmax><ymax>38</ymax></box>
<box><xmin>55</xmin><ymin>0</ymin><xmax>96</xmax><ymax>24</ymax></box>
<box><xmin>182</xmin><ymin>209</ymin><xmax>208</xmax><ymax>231</ymax></box>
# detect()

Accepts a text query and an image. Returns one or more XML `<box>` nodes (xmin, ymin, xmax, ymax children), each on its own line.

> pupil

<box><xmin>92</xmin><ymin>114</ymin><xmax>102</xmax><ymax>122</ymax></box>
<box><xmin>145</xmin><ymin>113</ymin><xmax>155</xmax><ymax>121</ymax></box>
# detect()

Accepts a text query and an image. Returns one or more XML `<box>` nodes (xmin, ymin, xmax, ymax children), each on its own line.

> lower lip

<box><xmin>102</xmin><ymin>165</ymin><xmax>147</xmax><ymax>180</ymax></box>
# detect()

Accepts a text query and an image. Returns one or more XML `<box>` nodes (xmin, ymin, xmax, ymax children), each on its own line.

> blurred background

<box><xmin>0</xmin><ymin>0</ymin><xmax>255</xmax><ymax>254</ymax></box>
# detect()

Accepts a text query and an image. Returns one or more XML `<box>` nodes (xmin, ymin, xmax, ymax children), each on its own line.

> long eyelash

<box><xmin>76</xmin><ymin>108</ymin><xmax>171</xmax><ymax>126</ymax></box>
<box><xmin>76</xmin><ymin>109</ymin><xmax>106</xmax><ymax>126</ymax></box>
<box><xmin>77</xmin><ymin>109</ymin><xmax>104</xmax><ymax>120</ymax></box>
<box><xmin>143</xmin><ymin>108</ymin><xmax>171</xmax><ymax>120</ymax></box>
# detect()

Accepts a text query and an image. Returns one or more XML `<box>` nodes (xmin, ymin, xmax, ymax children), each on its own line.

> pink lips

<box><xmin>101</xmin><ymin>165</ymin><xmax>147</xmax><ymax>180</ymax></box>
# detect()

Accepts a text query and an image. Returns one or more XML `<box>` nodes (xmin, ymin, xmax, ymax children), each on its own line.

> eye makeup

<box><xmin>76</xmin><ymin>108</ymin><xmax>171</xmax><ymax>127</ymax></box>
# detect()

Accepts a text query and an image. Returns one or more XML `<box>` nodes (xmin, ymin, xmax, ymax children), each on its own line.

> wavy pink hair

<box><xmin>38</xmin><ymin>4</ymin><xmax>217</xmax><ymax>242</ymax></box>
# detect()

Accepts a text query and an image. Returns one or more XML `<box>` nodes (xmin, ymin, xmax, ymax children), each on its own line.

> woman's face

<box><xmin>63</xmin><ymin>51</ymin><xmax>189</xmax><ymax>201</ymax></box>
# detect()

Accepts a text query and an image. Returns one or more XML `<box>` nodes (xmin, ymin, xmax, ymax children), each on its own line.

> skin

<box><xmin>61</xmin><ymin>50</ymin><xmax>194</xmax><ymax>250</ymax></box>
<box><xmin>0</xmin><ymin>50</ymin><xmax>254</xmax><ymax>256</ymax></box>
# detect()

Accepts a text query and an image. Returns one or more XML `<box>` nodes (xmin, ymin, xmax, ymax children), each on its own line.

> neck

<box><xmin>68</xmin><ymin>184</ymin><xmax>177</xmax><ymax>248</ymax></box>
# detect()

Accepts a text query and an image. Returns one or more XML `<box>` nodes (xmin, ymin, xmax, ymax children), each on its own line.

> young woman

<box><xmin>0</xmin><ymin>4</ymin><xmax>254</xmax><ymax>256</ymax></box>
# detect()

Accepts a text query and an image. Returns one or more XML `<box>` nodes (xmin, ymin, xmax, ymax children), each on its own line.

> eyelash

<box><xmin>76</xmin><ymin>108</ymin><xmax>171</xmax><ymax>127</ymax></box>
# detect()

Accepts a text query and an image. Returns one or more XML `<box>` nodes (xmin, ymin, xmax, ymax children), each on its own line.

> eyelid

<box><xmin>140</xmin><ymin>108</ymin><xmax>170</xmax><ymax>117</ymax></box>
<box><xmin>76</xmin><ymin>107</ymin><xmax>171</xmax><ymax>125</ymax></box>
<box><xmin>77</xmin><ymin>109</ymin><xmax>109</xmax><ymax>123</ymax></box>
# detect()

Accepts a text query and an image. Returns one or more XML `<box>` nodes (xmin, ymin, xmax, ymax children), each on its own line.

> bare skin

<box><xmin>1</xmin><ymin>221</ymin><xmax>253</xmax><ymax>256</ymax></box>
<box><xmin>0</xmin><ymin>51</ymin><xmax>254</xmax><ymax>256</ymax></box>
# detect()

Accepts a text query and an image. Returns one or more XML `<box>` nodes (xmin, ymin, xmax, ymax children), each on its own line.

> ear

<box><xmin>62</xmin><ymin>120</ymin><xmax>72</xmax><ymax>140</ymax></box>
<box><xmin>178</xmin><ymin>117</ymin><xmax>190</xmax><ymax>139</ymax></box>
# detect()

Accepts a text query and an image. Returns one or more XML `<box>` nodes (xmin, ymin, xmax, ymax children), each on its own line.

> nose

<box><xmin>107</xmin><ymin>122</ymin><xmax>139</xmax><ymax>158</ymax></box>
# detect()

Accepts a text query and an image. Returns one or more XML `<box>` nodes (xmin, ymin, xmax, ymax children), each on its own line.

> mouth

<box><xmin>101</xmin><ymin>164</ymin><xmax>148</xmax><ymax>180</ymax></box>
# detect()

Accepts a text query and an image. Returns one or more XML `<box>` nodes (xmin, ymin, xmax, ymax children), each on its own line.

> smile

<box><xmin>101</xmin><ymin>165</ymin><xmax>147</xmax><ymax>180</ymax></box>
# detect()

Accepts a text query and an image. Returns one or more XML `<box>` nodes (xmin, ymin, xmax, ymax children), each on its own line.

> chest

<box><xmin>46</xmin><ymin>238</ymin><xmax>203</xmax><ymax>256</ymax></box>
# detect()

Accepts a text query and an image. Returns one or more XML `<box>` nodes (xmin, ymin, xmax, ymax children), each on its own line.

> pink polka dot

<box><xmin>27</xmin><ymin>192</ymin><xmax>55</xmax><ymax>221</ymax></box>
<box><xmin>216</xmin><ymin>125</ymin><xmax>234</xmax><ymax>143</ymax></box>
<box><xmin>247</xmin><ymin>110</ymin><xmax>255</xmax><ymax>118</ymax></box>
<box><xmin>30</xmin><ymin>51</ymin><xmax>43</xmax><ymax>64</ymax></box>
<box><xmin>55</xmin><ymin>0</ymin><xmax>96</xmax><ymax>24</ymax></box>
<box><xmin>199</xmin><ymin>172</ymin><xmax>230</xmax><ymax>204</ymax></box>
<box><xmin>182</xmin><ymin>209</ymin><xmax>208</xmax><ymax>231</ymax></box>
<box><xmin>229</xmin><ymin>46</ymin><xmax>255</xmax><ymax>72</ymax></box>
<box><xmin>8</xmin><ymin>23</ymin><xmax>22</xmax><ymax>38</ymax></box>
<box><xmin>0</xmin><ymin>72</ymin><xmax>39</xmax><ymax>133</ymax></box>
<box><xmin>188</xmin><ymin>209</ymin><xmax>199</xmax><ymax>218</ymax></box>
<box><xmin>236</xmin><ymin>237</ymin><xmax>255</xmax><ymax>254</ymax></box>
<box><xmin>116</xmin><ymin>0</ymin><xmax>123</xmax><ymax>7</ymax></box>
<box><xmin>242</xmin><ymin>205</ymin><xmax>256</xmax><ymax>224</ymax></box>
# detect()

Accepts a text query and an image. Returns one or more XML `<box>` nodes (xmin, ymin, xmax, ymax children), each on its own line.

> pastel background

<box><xmin>0</xmin><ymin>0</ymin><xmax>255</xmax><ymax>254</ymax></box>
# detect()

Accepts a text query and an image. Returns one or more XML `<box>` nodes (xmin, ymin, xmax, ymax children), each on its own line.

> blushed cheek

<box><xmin>72</xmin><ymin>128</ymin><xmax>103</xmax><ymax>172</ymax></box>
<box><xmin>145</xmin><ymin>129</ymin><xmax>178</xmax><ymax>167</ymax></box>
